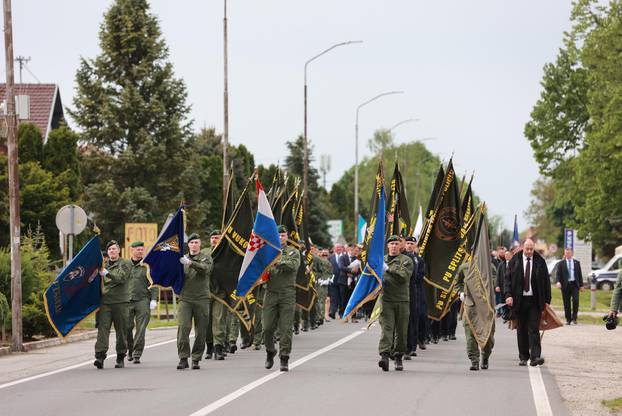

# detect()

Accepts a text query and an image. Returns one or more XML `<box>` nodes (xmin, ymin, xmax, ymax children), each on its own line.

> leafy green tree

<box><xmin>367</xmin><ymin>129</ymin><xmax>394</xmax><ymax>156</ymax></box>
<box><xmin>18</xmin><ymin>123</ymin><xmax>43</xmax><ymax>164</ymax></box>
<box><xmin>43</xmin><ymin>125</ymin><xmax>81</xmax><ymax>200</ymax></box>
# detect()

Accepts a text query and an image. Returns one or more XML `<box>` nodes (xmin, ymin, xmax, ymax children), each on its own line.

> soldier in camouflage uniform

<box><xmin>176</xmin><ymin>233</ymin><xmax>213</xmax><ymax>370</ymax></box>
<box><xmin>378</xmin><ymin>235</ymin><xmax>414</xmax><ymax>372</ymax></box>
<box><xmin>252</xmin><ymin>283</ymin><xmax>265</xmax><ymax>350</ymax></box>
<box><xmin>263</xmin><ymin>225</ymin><xmax>300</xmax><ymax>372</ymax></box>
<box><xmin>609</xmin><ymin>269</ymin><xmax>622</xmax><ymax>317</ymax></box>
<box><xmin>127</xmin><ymin>241</ymin><xmax>158</xmax><ymax>364</ymax></box>
<box><xmin>94</xmin><ymin>240</ymin><xmax>131</xmax><ymax>370</ymax></box>
<box><xmin>203</xmin><ymin>230</ymin><xmax>228</xmax><ymax>360</ymax></box>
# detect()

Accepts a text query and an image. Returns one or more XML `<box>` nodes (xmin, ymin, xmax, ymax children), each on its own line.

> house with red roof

<box><xmin>0</xmin><ymin>83</ymin><xmax>65</xmax><ymax>152</ymax></box>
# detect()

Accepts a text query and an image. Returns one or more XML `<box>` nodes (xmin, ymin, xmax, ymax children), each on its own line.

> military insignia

<box><xmin>63</xmin><ymin>266</ymin><xmax>85</xmax><ymax>282</ymax></box>
<box><xmin>154</xmin><ymin>235</ymin><xmax>180</xmax><ymax>253</ymax></box>
<box><xmin>435</xmin><ymin>207</ymin><xmax>459</xmax><ymax>241</ymax></box>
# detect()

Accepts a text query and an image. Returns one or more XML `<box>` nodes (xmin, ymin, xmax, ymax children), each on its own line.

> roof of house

<box><xmin>0</xmin><ymin>83</ymin><xmax>65</xmax><ymax>142</ymax></box>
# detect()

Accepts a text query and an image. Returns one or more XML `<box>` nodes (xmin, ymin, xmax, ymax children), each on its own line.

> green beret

<box><xmin>187</xmin><ymin>233</ymin><xmax>200</xmax><ymax>242</ymax></box>
<box><xmin>387</xmin><ymin>235</ymin><xmax>400</xmax><ymax>243</ymax></box>
<box><xmin>130</xmin><ymin>241</ymin><xmax>144</xmax><ymax>248</ymax></box>
<box><xmin>210</xmin><ymin>229</ymin><xmax>221</xmax><ymax>237</ymax></box>
<box><xmin>106</xmin><ymin>240</ymin><xmax>119</xmax><ymax>250</ymax></box>
<box><xmin>277</xmin><ymin>225</ymin><xmax>288</xmax><ymax>233</ymax></box>
<box><xmin>405</xmin><ymin>236</ymin><xmax>416</xmax><ymax>243</ymax></box>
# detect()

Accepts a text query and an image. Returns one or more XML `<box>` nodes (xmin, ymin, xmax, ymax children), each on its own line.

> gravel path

<box><xmin>543</xmin><ymin>322</ymin><xmax>622</xmax><ymax>415</ymax></box>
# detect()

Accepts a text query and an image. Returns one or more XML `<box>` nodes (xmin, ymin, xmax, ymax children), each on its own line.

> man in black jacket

<box><xmin>504</xmin><ymin>239</ymin><xmax>551</xmax><ymax>367</ymax></box>
<box><xmin>403</xmin><ymin>236</ymin><xmax>424</xmax><ymax>358</ymax></box>
<box><xmin>496</xmin><ymin>250</ymin><xmax>512</xmax><ymax>314</ymax></box>
<box><xmin>556</xmin><ymin>248</ymin><xmax>584</xmax><ymax>325</ymax></box>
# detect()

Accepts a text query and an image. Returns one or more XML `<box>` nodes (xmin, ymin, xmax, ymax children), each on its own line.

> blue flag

<box><xmin>144</xmin><ymin>207</ymin><xmax>185</xmax><ymax>294</ymax></box>
<box><xmin>44</xmin><ymin>236</ymin><xmax>103</xmax><ymax>338</ymax></box>
<box><xmin>512</xmin><ymin>214</ymin><xmax>520</xmax><ymax>248</ymax></box>
<box><xmin>343</xmin><ymin>166</ymin><xmax>386</xmax><ymax>320</ymax></box>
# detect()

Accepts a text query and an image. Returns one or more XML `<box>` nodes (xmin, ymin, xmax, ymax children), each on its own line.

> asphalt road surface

<box><xmin>0</xmin><ymin>319</ymin><xmax>569</xmax><ymax>416</ymax></box>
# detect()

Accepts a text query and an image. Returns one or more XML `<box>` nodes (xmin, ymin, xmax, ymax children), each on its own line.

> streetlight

<box><xmin>354</xmin><ymin>90</ymin><xmax>404</xmax><ymax>243</ymax></box>
<box><xmin>388</xmin><ymin>118</ymin><xmax>419</xmax><ymax>133</ymax></box>
<box><xmin>303</xmin><ymin>40</ymin><xmax>362</xmax><ymax>240</ymax></box>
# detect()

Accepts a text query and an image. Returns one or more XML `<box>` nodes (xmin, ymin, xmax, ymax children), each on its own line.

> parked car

<box><xmin>590</xmin><ymin>254</ymin><xmax>622</xmax><ymax>290</ymax></box>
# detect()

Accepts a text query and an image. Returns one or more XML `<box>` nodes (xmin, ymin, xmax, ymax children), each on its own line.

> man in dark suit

<box><xmin>327</xmin><ymin>244</ymin><xmax>344</xmax><ymax>319</ymax></box>
<box><xmin>337</xmin><ymin>245</ymin><xmax>356</xmax><ymax>318</ymax></box>
<box><xmin>556</xmin><ymin>248</ymin><xmax>583</xmax><ymax>325</ymax></box>
<box><xmin>504</xmin><ymin>239</ymin><xmax>551</xmax><ymax>367</ymax></box>
<box><xmin>495</xmin><ymin>251</ymin><xmax>512</xmax><ymax>312</ymax></box>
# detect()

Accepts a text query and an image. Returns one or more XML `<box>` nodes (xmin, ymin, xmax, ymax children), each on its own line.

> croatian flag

<box><xmin>236</xmin><ymin>178</ymin><xmax>282</xmax><ymax>297</ymax></box>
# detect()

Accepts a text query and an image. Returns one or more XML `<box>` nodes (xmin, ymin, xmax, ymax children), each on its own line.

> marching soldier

<box><xmin>177</xmin><ymin>233</ymin><xmax>213</xmax><ymax>370</ymax></box>
<box><xmin>94</xmin><ymin>240</ymin><xmax>131</xmax><ymax>369</ymax></box>
<box><xmin>263</xmin><ymin>225</ymin><xmax>301</xmax><ymax>372</ymax></box>
<box><xmin>378</xmin><ymin>235</ymin><xmax>414</xmax><ymax>372</ymax></box>
<box><xmin>127</xmin><ymin>241</ymin><xmax>157</xmax><ymax>364</ymax></box>
<box><xmin>206</xmin><ymin>230</ymin><xmax>229</xmax><ymax>361</ymax></box>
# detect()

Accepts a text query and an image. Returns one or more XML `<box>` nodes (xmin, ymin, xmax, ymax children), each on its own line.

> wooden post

<box><xmin>3</xmin><ymin>0</ymin><xmax>22</xmax><ymax>352</ymax></box>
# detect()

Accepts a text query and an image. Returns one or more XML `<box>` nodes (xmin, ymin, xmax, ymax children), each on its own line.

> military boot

<box><xmin>481</xmin><ymin>358</ymin><xmax>489</xmax><ymax>370</ymax></box>
<box><xmin>114</xmin><ymin>354</ymin><xmax>125</xmax><ymax>368</ymax></box>
<box><xmin>192</xmin><ymin>360</ymin><xmax>200</xmax><ymax>370</ymax></box>
<box><xmin>395</xmin><ymin>354</ymin><xmax>404</xmax><ymax>371</ymax></box>
<box><xmin>177</xmin><ymin>358</ymin><xmax>189</xmax><ymax>370</ymax></box>
<box><xmin>205</xmin><ymin>343</ymin><xmax>214</xmax><ymax>359</ymax></box>
<box><xmin>128</xmin><ymin>351</ymin><xmax>134</xmax><ymax>362</ymax></box>
<box><xmin>265</xmin><ymin>351</ymin><xmax>276</xmax><ymax>369</ymax></box>
<box><xmin>403</xmin><ymin>352</ymin><xmax>412</xmax><ymax>360</ymax></box>
<box><xmin>228</xmin><ymin>341</ymin><xmax>237</xmax><ymax>354</ymax></box>
<box><xmin>214</xmin><ymin>344</ymin><xmax>226</xmax><ymax>360</ymax></box>
<box><xmin>293</xmin><ymin>324</ymin><xmax>300</xmax><ymax>335</ymax></box>
<box><xmin>378</xmin><ymin>353</ymin><xmax>389</xmax><ymax>372</ymax></box>
<box><xmin>470</xmin><ymin>361</ymin><xmax>479</xmax><ymax>371</ymax></box>
<box><xmin>280</xmin><ymin>356</ymin><xmax>289</xmax><ymax>372</ymax></box>
<box><xmin>93</xmin><ymin>352</ymin><xmax>106</xmax><ymax>370</ymax></box>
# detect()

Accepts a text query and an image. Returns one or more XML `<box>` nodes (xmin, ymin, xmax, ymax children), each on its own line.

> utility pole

<box><xmin>14</xmin><ymin>55</ymin><xmax>29</xmax><ymax>83</ymax></box>
<box><xmin>222</xmin><ymin>0</ymin><xmax>230</xmax><ymax>201</ymax></box>
<box><xmin>4</xmin><ymin>0</ymin><xmax>23</xmax><ymax>352</ymax></box>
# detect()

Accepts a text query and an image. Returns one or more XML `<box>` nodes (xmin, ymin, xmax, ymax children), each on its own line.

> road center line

<box><xmin>0</xmin><ymin>337</ymin><xmax>177</xmax><ymax>390</ymax></box>
<box><xmin>188</xmin><ymin>328</ymin><xmax>366</xmax><ymax>416</ymax></box>
<box><xmin>528</xmin><ymin>365</ymin><xmax>554</xmax><ymax>416</ymax></box>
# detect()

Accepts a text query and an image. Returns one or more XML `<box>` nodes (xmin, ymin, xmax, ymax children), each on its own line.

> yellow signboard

<box><xmin>124</xmin><ymin>223</ymin><xmax>158</xmax><ymax>259</ymax></box>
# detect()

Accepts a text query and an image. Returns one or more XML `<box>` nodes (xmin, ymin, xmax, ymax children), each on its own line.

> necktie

<box><xmin>524</xmin><ymin>257</ymin><xmax>531</xmax><ymax>292</ymax></box>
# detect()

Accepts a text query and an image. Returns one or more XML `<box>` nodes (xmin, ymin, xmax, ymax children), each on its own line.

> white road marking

<box><xmin>188</xmin><ymin>329</ymin><xmax>366</xmax><ymax>416</ymax></box>
<box><xmin>528</xmin><ymin>365</ymin><xmax>554</xmax><ymax>416</ymax></box>
<box><xmin>0</xmin><ymin>338</ymin><xmax>177</xmax><ymax>390</ymax></box>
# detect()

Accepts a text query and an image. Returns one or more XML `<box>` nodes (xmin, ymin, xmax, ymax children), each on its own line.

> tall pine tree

<box><xmin>70</xmin><ymin>0</ymin><xmax>196</xmax><ymax>240</ymax></box>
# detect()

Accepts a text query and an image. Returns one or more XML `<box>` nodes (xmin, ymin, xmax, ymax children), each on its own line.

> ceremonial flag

<box><xmin>294</xmin><ymin>190</ymin><xmax>317</xmax><ymax>310</ymax></box>
<box><xmin>413</xmin><ymin>206</ymin><xmax>423</xmax><ymax>240</ymax></box>
<box><xmin>358</xmin><ymin>215</ymin><xmax>367</xmax><ymax>244</ymax></box>
<box><xmin>236</xmin><ymin>177</ymin><xmax>282</xmax><ymax>298</ymax></box>
<box><xmin>221</xmin><ymin>167</ymin><xmax>238</xmax><ymax>231</ymax></box>
<box><xmin>44</xmin><ymin>236</ymin><xmax>103</xmax><ymax>338</ymax></box>
<box><xmin>281</xmin><ymin>184</ymin><xmax>302</xmax><ymax>249</ymax></box>
<box><xmin>420</xmin><ymin>159</ymin><xmax>466</xmax><ymax>320</ymax></box>
<box><xmin>460</xmin><ymin>176</ymin><xmax>478</xmax><ymax>257</ymax></box>
<box><xmin>212</xmin><ymin>178</ymin><xmax>254</xmax><ymax>308</ymax></box>
<box><xmin>343</xmin><ymin>164</ymin><xmax>386</xmax><ymax>320</ymax></box>
<box><xmin>512</xmin><ymin>215</ymin><xmax>520</xmax><ymax>249</ymax></box>
<box><xmin>386</xmin><ymin>162</ymin><xmax>411</xmax><ymax>240</ymax></box>
<box><xmin>463</xmin><ymin>206</ymin><xmax>495</xmax><ymax>348</ymax></box>
<box><xmin>144</xmin><ymin>207</ymin><xmax>185</xmax><ymax>295</ymax></box>
<box><xmin>418</xmin><ymin>164</ymin><xmax>445</xmax><ymax>248</ymax></box>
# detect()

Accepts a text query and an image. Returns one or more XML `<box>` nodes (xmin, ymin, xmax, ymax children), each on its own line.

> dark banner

<box><xmin>385</xmin><ymin>162</ymin><xmax>411</xmax><ymax>239</ymax></box>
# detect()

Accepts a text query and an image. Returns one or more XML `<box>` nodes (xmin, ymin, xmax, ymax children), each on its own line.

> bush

<box><xmin>22</xmin><ymin>294</ymin><xmax>55</xmax><ymax>339</ymax></box>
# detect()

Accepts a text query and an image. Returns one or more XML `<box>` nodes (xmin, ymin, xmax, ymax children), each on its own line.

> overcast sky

<box><xmin>4</xmin><ymin>0</ymin><xmax>573</xmax><ymax>230</ymax></box>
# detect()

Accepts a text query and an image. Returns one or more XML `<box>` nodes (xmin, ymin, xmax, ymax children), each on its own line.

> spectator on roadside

<box><xmin>555</xmin><ymin>248</ymin><xmax>584</xmax><ymax>325</ymax></box>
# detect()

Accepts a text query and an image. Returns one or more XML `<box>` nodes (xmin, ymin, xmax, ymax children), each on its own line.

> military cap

<box><xmin>386</xmin><ymin>235</ymin><xmax>400</xmax><ymax>243</ymax></box>
<box><xmin>405</xmin><ymin>236</ymin><xmax>417</xmax><ymax>242</ymax></box>
<box><xmin>187</xmin><ymin>233</ymin><xmax>200</xmax><ymax>242</ymax></box>
<box><xmin>106</xmin><ymin>240</ymin><xmax>120</xmax><ymax>249</ymax></box>
<box><xmin>210</xmin><ymin>229</ymin><xmax>221</xmax><ymax>237</ymax></box>
<box><xmin>130</xmin><ymin>241</ymin><xmax>144</xmax><ymax>248</ymax></box>
<box><xmin>277</xmin><ymin>225</ymin><xmax>288</xmax><ymax>233</ymax></box>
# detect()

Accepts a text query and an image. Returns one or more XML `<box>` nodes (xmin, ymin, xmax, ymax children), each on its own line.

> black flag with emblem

<box><xmin>419</xmin><ymin>159</ymin><xmax>467</xmax><ymax>320</ymax></box>
<box><xmin>385</xmin><ymin>161</ymin><xmax>411</xmax><ymax>240</ymax></box>
<box><xmin>211</xmin><ymin>177</ymin><xmax>255</xmax><ymax>329</ymax></box>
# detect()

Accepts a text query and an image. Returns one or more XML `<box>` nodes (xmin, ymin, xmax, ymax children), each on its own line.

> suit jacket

<box><xmin>496</xmin><ymin>260</ymin><xmax>509</xmax><ymax>290</ymax></box>
<box><xmin>336</xmin><ymin>254</ymin><xmax>353</xmax><ymax>286</ymax></box>
<box><xmin>504</xmin><ymin>250</ymin><xmax>551</xmax><ymax>312</ymax></box>
<box><xmin>328</xmin><ymin>254</ymin><xmax>340</xmax><ymax>286</ymax></box>
<box><xmin>556</xmin><ymin>258</ymin><xmax>584</xmax><ymax>290</ymax></box>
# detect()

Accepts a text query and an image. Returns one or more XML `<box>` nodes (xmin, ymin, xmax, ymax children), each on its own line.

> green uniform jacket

<box><xmin>610</xmin><ymin>270</ymin><xmax>622</xmax><ymax>312</ymax></box>
<box><xmin>128</xmin><ymin>260</ymin><xmax>157</xmax><ymax>302</ymax></box>
<box><xmin>179</xmin><ymin>252</ymin><xmax>213</xmax><ymax>302</ymax></box>
<box><xmin>102</xmin><ymin>258</ymin><xmax>131</xmax><ymax>305</ymax></box>
<box><xmin>267</xmin><ymin>245</ymin><xmax>300</xmax><ymax>293</ymax></box>
<box><xmin>315</xmin><ymin>256</ymin><xmax>332</xmax><ymax>280</ymax></box>
<box><xmin>382</xmin><ymin>254</ymin><xmax>413</xmax><ymax>302</ymax></box>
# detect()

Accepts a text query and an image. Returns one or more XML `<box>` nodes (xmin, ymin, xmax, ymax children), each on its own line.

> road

<box><xmin>0</xmin><ymin>319</ymin><xmax>568</xmax><ymax>416</ymax></box>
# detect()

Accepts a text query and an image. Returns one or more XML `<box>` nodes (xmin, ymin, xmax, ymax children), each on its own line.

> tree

<box><xmin>43</xmin><ymin>125</ymin><xmax>81</xmax><ymax>200</ymax></box>
<box><xmin>69</xmin><ymin>0</ymin><xmax>197</xmax><ymax>241</ymax></box>
<box><xmin>284</xmin><ymin>136</ymin><xmax>332</xmax><ymax>247</ymax></box>
<box><xmin>17</xmin><ymin>122</ymin><xmax>43</xmax><ymax>164</ymax></box>
<box><xmin>367</xmin><ymin>129</ymin><xmax>394</xmax><ymax>155</ymax></box>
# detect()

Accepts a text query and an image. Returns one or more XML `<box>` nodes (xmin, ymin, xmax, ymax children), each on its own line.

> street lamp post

<box><xmin>354</xmin><ymin>91</ymin><xmax>404</xmax><ymax>243</ymax></box>
<box><xmin>223</xmin><ymin>0</ymin><xmax>230</xmax><ymax>201</ymax></box>
<box><xmin>388</xmin><ymin>118</ymin><xmax>419</xmax><ymax>133</ymax></box>
<box><xmin>303</xmin><ymin>40</ymin><xmax>362</xmax><ymax>239</ymax></box>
